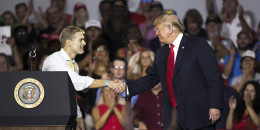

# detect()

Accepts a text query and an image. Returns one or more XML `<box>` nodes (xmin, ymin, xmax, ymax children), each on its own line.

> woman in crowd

<box><xmin>183</xmin><ymin>9</ymin><xmax>208</xmax><ymax>40</ymax></box>
<box><xmin>92</xmin><ymin>87</ymin><xmax>125</xmax><ymax>130</ymax></box>
<box><xmin>0</xmin><ymin>53</ymin><xmax>11</xmax><ymax>72</ymax></box>
<box><xmin>80</xmin><ymin>39</ymin><xmax>110</xmax><ymax>78</ymax></box>
<box><xmin>116</xmin><ymin>24</ymin><xmax>145</xmax><ymax>62</ymax></box>
<box><xmin>127</xmin><ymin>48</ymin><xmax>154</xmax><ymax>81</ymax></box>
<box><xmin>226</xmin><ymin>81</ymin><xmax>260</xmax><ymax>130</ymax></box>
<box><xmin>15</xmin><ymin>1</ymin><xmax>48</xmax><ymax>42</ymax></box>
<box><xmin>76</xmin><ymin>20</ymin><xmax>103</xmax><ymax>71</ymax></box>
<box><xmin>2</xmin><ymin>11</ymin><xmax>17</xmax><ymax>28</ymax></box>
<box><xmin>70</xmin><ymin>2</ymin><xmax>89</xmax><ymax>29</ymax></box>
<box><xmin>139</xmin><ymin>1</ymin><xmax>163</xmax><ymax>47</ymax></box>
<box><xmin>77</xmin><ymin>39</ymin><xmax>110</xmax><ymax>130</ymax></box>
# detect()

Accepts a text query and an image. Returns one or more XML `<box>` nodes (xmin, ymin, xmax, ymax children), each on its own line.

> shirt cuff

<box><xmin>76</xmin><ymin>105</ymin><xmax>82</xmax><ymax>118</ymax></box>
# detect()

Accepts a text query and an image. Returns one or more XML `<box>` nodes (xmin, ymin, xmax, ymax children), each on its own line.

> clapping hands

<box><xmin>244</xmin><ymin>93</ymin><xmax>253</xmax><ymax>106</ymax></box>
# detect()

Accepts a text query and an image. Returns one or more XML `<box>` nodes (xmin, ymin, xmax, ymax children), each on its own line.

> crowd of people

<box><xmin>1</xmin><ymin>0</ymin><xmax>260</xmax><ymax>129</ymax></box>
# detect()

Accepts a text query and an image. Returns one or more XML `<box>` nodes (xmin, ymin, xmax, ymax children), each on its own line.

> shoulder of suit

<box><xmin>45</xmin><ymin>51</ymin><xmax>62</xmax><ymax>62</ymax></box>
<box><xmin>186</xmin><ymin>35</ymin><xmax>208</xmax><ymax>44</ymax></box>
<box><xmin>156</xmin><ymin>44</ymin><xmax>169</xmax><ymax>53</ymax></box>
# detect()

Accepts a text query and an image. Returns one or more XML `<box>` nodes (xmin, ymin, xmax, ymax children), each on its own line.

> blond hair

<box><xmin>153</xmin><ymin>14</ymin><xmax>183</xmax><ymax>33</ymax></box>
<box><xmin>137</xmin><ymin>49</ymin><xmax>155</xmax><ymax>78</ymax></box>
<box><xmin>59</xmin><ymin>26</ymin><xmax>85</xmax><ymax>48</ymax></box>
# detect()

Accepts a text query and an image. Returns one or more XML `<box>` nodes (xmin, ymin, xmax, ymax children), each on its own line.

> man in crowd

<box><xmin>220</xmin><ymin>0</ymin><xmax>252</xmax><ymax>47</ymax></box>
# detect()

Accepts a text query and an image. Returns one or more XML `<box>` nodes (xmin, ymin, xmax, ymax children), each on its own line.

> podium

<box><xmin>0</xmin><ymin>72</ymin><xmax>77</xmax><ymax>130</ymax></box>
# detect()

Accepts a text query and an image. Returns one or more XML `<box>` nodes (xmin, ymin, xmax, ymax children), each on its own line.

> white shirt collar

<box><xmin>169</xmin><ymin>33</ymin><xmax>183</xmax><ymax>48</ymax></box>
<box><xmin>59</xmin><ymin>49</ymin><xmax>75</xmax><ymax>62</ymax></box>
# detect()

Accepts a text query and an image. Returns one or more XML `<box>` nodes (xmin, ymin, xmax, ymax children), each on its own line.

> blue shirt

<box><xmin>252</xmin><ymin>41</ymin><xmax>260</xmax><ymax>61</ymax></box>
<box><xmin>223</xmin><ymin>51</ymin><xmax>242</xmax><ymax>86</ymax></box>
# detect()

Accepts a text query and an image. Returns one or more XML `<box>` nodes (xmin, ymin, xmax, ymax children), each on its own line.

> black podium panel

<box><xmin>0</xmin><ymin>72</ymin><xmax>77</xmax><ymax>125</ymax></box>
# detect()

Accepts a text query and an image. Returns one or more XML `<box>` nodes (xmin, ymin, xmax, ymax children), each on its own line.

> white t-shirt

<box><xmin>221</xmin><ymin>12</ymin><xmax>252</xmax><ymax>48</ymax></box>
<box><xmin>231</xmin><ymin>73</ymin><xmax>260</xmax><ymax>86</ymax></box>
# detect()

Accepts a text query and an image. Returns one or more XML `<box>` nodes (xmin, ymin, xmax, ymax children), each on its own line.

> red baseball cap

<box><xmin>73</xmin><ymin>2</ymin><xmax>86</xmax><ymax>12</ymax></box>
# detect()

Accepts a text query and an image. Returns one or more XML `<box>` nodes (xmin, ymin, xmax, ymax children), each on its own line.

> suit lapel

<box><xmin>173</xmin><ymin>35</ymin><xmax>188</xmax><ymax>79</ymax></box>
<box><xmin>160</xmin><ymin>45</ymin><xmax>170</xmax><ymax>80</ymax></box>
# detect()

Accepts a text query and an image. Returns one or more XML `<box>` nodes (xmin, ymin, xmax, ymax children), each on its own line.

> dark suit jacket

<box><xmin>128</xmin><ymin>34</ymin><xmax>224</xmax><ymax>129</ymax></box>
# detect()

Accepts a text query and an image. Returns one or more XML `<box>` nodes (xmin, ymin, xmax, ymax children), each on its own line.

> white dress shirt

<box><xmin>169</xmin><ymin>33</ymin><xmax>183</xmax><ymax>63</ymax></box>
<box><xmin>42</xmin><ymin>49</ymin><xmax>94</xmax><ymax>118</ymax></box>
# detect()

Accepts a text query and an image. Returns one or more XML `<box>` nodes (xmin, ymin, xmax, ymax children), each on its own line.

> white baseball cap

<box><xmin>241</xmin><ymin>50</ymin><xmax>255</xmax><ymax>60</ymax></box>
<box><xmin>85</xmin><ymin>19</ymin><xmax>102</xmax><ymax>30</ymax></box>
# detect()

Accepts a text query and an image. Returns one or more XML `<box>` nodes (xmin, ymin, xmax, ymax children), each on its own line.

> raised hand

<box><xmin>229</xmin><ymin>96</ymin><xmax>237</xmax><ymax>110</ymax></box>
<box><xmin>237</xmin><ymin>4</ymin><xmax>244</xmax><ymax>17</ymax></box>
<box><xmin>76</xmin><ymin>117</ymin><xmax>85</xmax><ymax>130</ymax></box>
<box><xmin>5</xmin><ymin>37</ymin><xmax>16</xmax><ymax>47</ymax></box>
<box><xmin>229</xmin><ymin>43</ymin><xmax>236</xmax><ymax>56</ymax></box>
<box><xmin>220</xmin><ymin>7</ymin><xmax>227</xmax><ymax>21</ymax></box>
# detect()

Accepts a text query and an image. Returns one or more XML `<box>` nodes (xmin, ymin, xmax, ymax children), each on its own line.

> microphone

<box><xmin>29</xmin><ymin>46</ymin><xmax>36</xmax><ymax>71</ymax></box>
<box><xmin>122</xmin><ymin>34</ymin><xmax>131</xmax><ymax>102</ymax></box>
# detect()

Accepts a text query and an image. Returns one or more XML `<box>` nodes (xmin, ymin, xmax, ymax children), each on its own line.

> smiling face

<box><xmin>103</xmin><ymin>87</ymin><xmax>116</xmax><ymax>101</ymax></box>
<box><xmin>86</xmin><ymin>27</ymin><xmax>102</xmax><ymax>41</ymax></box>
<box><xmin>237</xmin><ymin>33</ymin><xmax>252</xmax><ymax>50</ymax></box>
<box><xmin>0</xmin><ymin>55</ymin><xmax>8</xmax><ymax>72</ymax></box>
<box><xmin>51</xmin><ymin>0</ymin><xmax>65</xmax><ymax>11</ymax></box>
<box><xmin>244</xmin><ymin>84</ymin><xmax>256</xmax><ymax>101</ymax></box>
<box><xmin>3</xmin><ymin>12</ymin><xmax>15</xmax><ymax>27</ymax></box>
<box><xmin>111</xmin><ymin>60</ymin><xmax>125</xmax><ymax>80</ymax></box>
<box><xmin>16</xmin><ymin>5</ymin><xmax>27</xmax><ymax>21</ymax></box>
<box><xmin>140</xmin><ymin>0</ymin><xmax>152</xmax><ymax>12</ymax></box>
<box><xmin>47</xmin><ymin>6</ymin><xmax>62</xmax><ymax>25</ymax></box>
<box><xmin>94</xmin><ymin>45</ymin><xmax>108</xmax><ymax>60</ymax></box>
<box><xmin>70</xmin><ymin>32</ymin><xmax>86</xmax><ymax>55</ymax></box>
<box><xmin>140</xmin><ymin>51</ymin><xmax>153</xmax><ymax>67</ymax></box>
<box><xmin>223</xmin><ymin>0</ymin><xmax>238</xmax><ymax>14</ymax></box>
<box><xmin>241</xmin><ymin>57</ymin><xmax>255</xmax><ymax>71</ymax></box>
<box><xmin>75</xmin><ymin>8</ymin><xmax>87</xmax><ymax>19</ymax></box>
<box><xmin>155</xmin><ymin>23</ymin><xmax>171</xmax><ymax>44</ymax></box>
<box><xmin>206</xmin><ymin>22</ymin><xmax>222</xmax><ymax>37</ymax></box>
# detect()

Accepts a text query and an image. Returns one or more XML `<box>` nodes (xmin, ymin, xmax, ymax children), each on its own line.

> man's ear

<box><xmin>66</xmin><ymin>39</ymin><xmax>71</xmax><ymax>47</ymax></box>
<box><xmin>167</xmin><ymin>26</ymin><xmax>174</xmax><ymax>34</ymax></box>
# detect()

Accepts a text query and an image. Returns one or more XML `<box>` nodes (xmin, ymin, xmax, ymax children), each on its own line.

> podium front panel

<box><xmin>0</xmin><ymin>72</ymin><xmax>77</xmax><ymax>125</ymax></box>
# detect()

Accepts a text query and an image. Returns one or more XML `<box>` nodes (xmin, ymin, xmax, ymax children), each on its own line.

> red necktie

<box><xmin>166</xmin><ymin>44</ymin><xmax>177</xmax><ymax>108</ymax></box>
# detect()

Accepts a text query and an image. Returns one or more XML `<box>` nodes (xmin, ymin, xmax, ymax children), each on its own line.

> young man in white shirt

<box><xmin>42</xmin><ymin>26</ymin><xmax>124</xmax><ymax>130</ymax></box>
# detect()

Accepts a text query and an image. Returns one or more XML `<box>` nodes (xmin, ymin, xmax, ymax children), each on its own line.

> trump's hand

<box><xmin>108</xmin><ymin>80</ymin><xmax>126</xmax><ymax>94</ymax></box>
<box><xmin>209</xmin><ymin>108</ymin><xmax>220</xmax><ymax>124</ymax></box>
<box><xmin>76</xmin><ymin>117</ymin><xmax>85</xmax><ymax>130</ymax></box>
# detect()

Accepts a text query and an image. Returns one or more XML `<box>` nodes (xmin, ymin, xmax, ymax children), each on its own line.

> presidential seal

<box><xmin>14</xmin><ymin>78</ymin><xmax>44</xmax><ymax>108</ymax></box>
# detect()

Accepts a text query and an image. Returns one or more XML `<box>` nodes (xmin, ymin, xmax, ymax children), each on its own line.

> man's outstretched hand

<box><xmin>108</xmin><ymin>80</ymin><xmax>126</xmax><ymax>94</ymax></box>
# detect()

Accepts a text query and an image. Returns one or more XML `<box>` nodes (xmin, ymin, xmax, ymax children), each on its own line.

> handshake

<box><xmin>107</xmin><ymin>80</ymin><xmax>126</xmax><ymax>94</ymax></box>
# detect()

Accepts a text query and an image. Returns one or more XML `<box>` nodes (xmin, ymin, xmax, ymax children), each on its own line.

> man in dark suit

<box><xmin>125</xmin><ymin>14</ymin><xmax>224</xmax><ymax>129</ymax></box>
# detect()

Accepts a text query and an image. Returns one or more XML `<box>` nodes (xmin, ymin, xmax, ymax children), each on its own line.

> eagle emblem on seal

<box><xmin>22</xmin><ymin>86</ymin><xmax>36</xmax><ymax>100</ymax></box>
